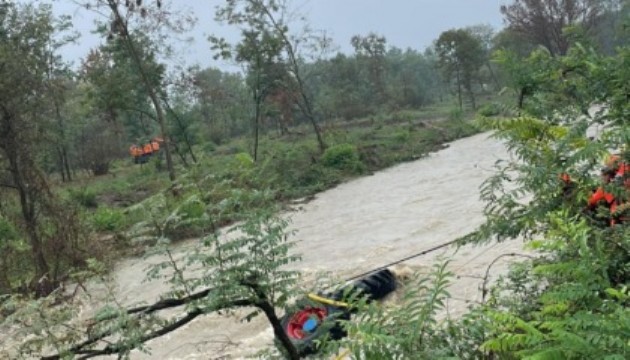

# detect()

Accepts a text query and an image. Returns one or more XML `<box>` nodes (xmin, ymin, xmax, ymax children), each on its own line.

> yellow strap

<box><xmin>335</xmin><ymin>349</ymin><xmax>351</xmax><ymax>360</ymax></box>
<box><xmin>307</xmin><ymin>293</ymin><xmax>349</xmax><ymax>308</ymax></box>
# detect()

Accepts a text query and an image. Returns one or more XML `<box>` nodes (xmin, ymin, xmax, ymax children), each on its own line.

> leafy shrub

<box><xmin>477</xmin><ymin>102</ymin><xmax>501</xmax><ymax>117</ymax></box>
<box><xmin>69</xmin><ymin>187</ymin><xmax>98</xmax><ymax>208</ymax></box>
<box><xmin>321</xmin><ymin>144</ymin><xmax>365</xmax><ymax>173</ymax></box>
<box><xmin>0</xmin><ymin>216</ymin><xmax>18</xmax><ymax>241</ymax></box>
<box><xmin>202</xmin><ymin>141</ymin><xmax>217</xmax><ymax>153</ymax></box>
<box><xmin>258</xmin><ymin>144</ymin><xmax>311</xmax><ymax>185</ymax></box>
<box><xmin>324</xmin><ymin>263</ymin><xmax>454</xmax><ymax>359</ymax></box>
<box><xmin>448</xmin><ymin>107</ymin><xmax>464</xmax><ymax>122</ymax></box>
<box><xmin>178</xmin><ymin>198</ymin><xmax>205</xmax><ymax>220</ymax></box>
<box><xmin>91</xmin><ymin>207</ymin><xmax>125</xmax><ymax>232</ymax></box>
<box><xmin>163</xmin><ymin>195</ymin><xmax>209</xmax><ymax>240</ymax></box>
<box><xmin>234</xmin><ymin>152</ymin><xmax>254</xmax><ymax>168</ymax></box>
<box><xmin>387</xmin><ymin>109</ymin><xmax>421</xmax><ymax>123</ymax></box>
<box><xmin>394</xmin><ymin>129</ymin><xmax>411</xmax><ymax>142</ymax></box>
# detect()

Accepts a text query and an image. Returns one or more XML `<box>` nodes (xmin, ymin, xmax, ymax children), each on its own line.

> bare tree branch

<box><xmin>40</xmin><ymin>288</ymin><xmax>255</xmax><ymax>360</ymax></box>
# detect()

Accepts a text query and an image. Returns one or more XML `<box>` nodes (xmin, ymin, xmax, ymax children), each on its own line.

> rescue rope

<box><xmin>343</xmin><ymin>238</ymin><xmax>460</xmax><ymax>283</ymax></box>
<box><xmin>305</xmin><ymin>239</ymin><xmax>460</xmax><ymax>309</ymax></box>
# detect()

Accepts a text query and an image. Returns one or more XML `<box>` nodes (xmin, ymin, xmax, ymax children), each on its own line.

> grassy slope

<box><xmin>59</xmin><ymin>103</ymin><xmax>486</xmax><ymax>263</ymax></box>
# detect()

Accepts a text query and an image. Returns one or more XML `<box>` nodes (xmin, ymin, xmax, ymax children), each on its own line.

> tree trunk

<box><xmin>57</xmin><ymin>146</ymin><xmax>72</xmax><ymax>182</ymax></box>
<box><xmin>253</xmin><ymin>93</ymin><xmax>262</xmax><ymax>162</ymax></box>
<box><xmin>486</xmin><ymin>61</ymin><xmax>500</xmax><ymax>90</ymax></box>
<box><xmin>467</xmin><ymin>80</ymin><xmax>476</xmax><ymax>110</ymax></box>
<box><xmin>257</xmin><ymin>299</ymin><xmax>300</xmax><ymax>360</ymax></box>
<box><xmin>518</xmin><ymin>87</ymin><xmax>527</xmax><ymax>109</ymax></box>
<box><xmin>171</xmin><ymin>140</ymin><xmax>189</xmax><ymax>167</ymax></box>
<box><xmin>144</xmin><ymin>74</ymin><xmax>175</xmax><ymax>181</ymax></box>
<box><xmin>456</xmin><ymin>69</ymin><xmax>463</xmax><ymax>111</ymax></box>
<box><xmin>0</xmin><ymin>266</ymin><xmax>11</xmax><ymax>293</ymax></box>
<box><xmin>53</xmin><ymin>96</ymin><xmax>72</xmax><ymax>182</ymax></box>
<box><xmin>244</xmin><ymin>280</ymin><xmax>300</xmax><ymax>360</ymax></box>
<box><xmin>57</xmin><ymin>147</ymin><xmax>66</xmax><ymax>182</ymax></box>
<box><xmin>1</xmin><ymin>110</ymin><xmax>52</xmax><ymax>296</ymax></box>
<box><xmin>259</xmin><ymin>4</ymin><xmax>326</xmax><ymax>153</ymax></box>
<box><xmin>164</xmin><ymin>98</ymin><xmax>197</xmax><ymax>164</ymax></box>
<box><xmin>62</xmin><ymin>147</ymin><xmax>72</xmax><ymax>182</ymax></box>
<box><xmin>10</xmin><ymin>151</ymin><xmax>52</xmax><ymax>296</ymax></box>
<box><xmin>108</xmin><ymin>1</ymin><xmax>176</xmax><ymax>182</ymax></box>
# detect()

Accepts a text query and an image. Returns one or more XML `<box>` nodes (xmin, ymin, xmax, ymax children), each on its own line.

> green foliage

<box><xmin>3</xmin><ymin>205</ymin><xmax>301</xmax><ymax>358</ymax></box>
<box><xmin>0</xmin><ymin>216</ymin><xmax>30</xmax><ymax>290</ymax></box>
<box><xmin>499</xmin><ymin>0</ymin><xmax>613</xmax><ymax>56</ymax></box>
<box><xmin>234</xmin><ymin>152</ymin><xmax>255</xmax><ymax>169</ymax></box>
<box><xmin>448</xmin><ymin>106</ymin><xmax>464</xmax><ymax>122</ymax></box>
<box><xmin>323</xmin><ymin>262</ymin><xmax>454</xmax><ymax>359</ymax></box>
<box><xmin>436</xmin><ymin>28</ymin><xmax>486</xmax><ymax>109</ymax></box>
<box><xmin>477</xmin><ymin>102</ymin><xmax>501</xmax><ymax>117</ymax></box>
<box><xmin>0</xmin><ymin>215</ymin><xmax>19</xmax><ymax>241</ymax></box>
<box><xmin>256</xmin><ymin>141</ymin><xmax>341</xmax><ymax>197</ymax></box>
<box><xmin>68</xmin><ymin>187</ymin><xmax>99</xmax><ymax>208</ymax></box>
<box><xmin>91</xmin><ymin>207</ymin><xmax>126</xmax><ymax>232</ymax></box>
<box><xmin>321</xmin><ymin>143</ymin><xmax>365</xmax><ymax>173</ymax></box>
<box><xmin>135</xmin><ymin>212</ymin><xmax>301</xmax><ymax>357</ymax></box>
<box><xmin>461</xmin><ymin>39</ymin><xmax>630</xmax><ymax>360</ymax></box>
<box><xmin>12</xmin><ymin>0</ymin><xmax>625</xmax><ymax>357</ymax></box>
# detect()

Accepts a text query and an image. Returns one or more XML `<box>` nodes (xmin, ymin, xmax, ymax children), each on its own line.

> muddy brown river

<box><xmin>2</xmin><ymin>131</ymin><xmax>528</xmax><ymax>359</ymax></box>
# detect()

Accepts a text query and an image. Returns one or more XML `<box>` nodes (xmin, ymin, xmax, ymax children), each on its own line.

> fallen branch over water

<box><xmin>40</xmin><ymin>287</ymin><xmax>254</xmax><ymax>360</ymax></box>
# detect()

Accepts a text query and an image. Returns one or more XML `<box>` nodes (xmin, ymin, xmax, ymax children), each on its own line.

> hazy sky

<box><xmin>47</xmin><ymin>0</ymin><xmax>510</xmax><ymax>71</ymax></box>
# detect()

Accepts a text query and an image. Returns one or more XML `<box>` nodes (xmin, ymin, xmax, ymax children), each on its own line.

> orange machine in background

<box><xmin>129</xmin><ymin>137</ymin><xmax>163</xmax><ymax>164</ymax></box>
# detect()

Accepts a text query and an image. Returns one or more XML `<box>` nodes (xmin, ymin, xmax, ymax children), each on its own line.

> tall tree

<box><xmin>0</xmin><ymin>2</ymin><xmax>82</xmax><ymax>296</ymax></box>
<box><xmin>187</xmin><ymin>66</ymin><xmax>251</xmax><ymax>141</ymax></box>
<box><xmin>500</xmin><ymin>0</ymin><xmax>614</xmax><ymax>56</ymax></box>
<box><xmin>385</xmin><ymin>47</ymin><xmax>442</xmax><ymax>109</ymax></box>
<box><xmin>79</xmin><ymin>35</ymin><xmax>168</xmax><ymax>174</ymax></box>
<box><xmin>214</xmin><ymin>0</ymin><xmax>330</xmax><ymax>153</ymax></box>
<box><xmin>465</xmin><ymin>24</ymin><xmax>500</xmax><ymax>90</ymax></box>
<box><xmin>310</xmin><ymin>53</ymin><xmax>369</xmax><ymax>120</ymax></box>
<box><xmin>435</xmin><ymin>29</ymin><xmax>485</xmax><ymax>110</ymax></box>
<box><xmin>43</xmin><ymin>26</ymin><xmax>78</xmax><ymax>182</ymax></box>
<box><xmin>78</xmin><ymin>0</ymin><xmax>194</xmax><ymax>181</ymax></box>
<box><xmin>351</xmin><ymin>33</ymin><xmax>388</xmax><ymax>105</ymax></box>
<box><xmin>213</xmin><ymin>24</ymin><xmax>284</xmax><ymax>161</ymax></box>
<box><xmin>239</xmin><ymin>31</ymin><xmax>285</xmax><ymax>161</ymax></box>
<box><xmin>104</xmin><ymin>0</ymin><xmax>176</xmax><ymax>180</ymax></box>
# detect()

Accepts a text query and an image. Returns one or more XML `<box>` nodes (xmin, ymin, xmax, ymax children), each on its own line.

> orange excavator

<box><xmin>129</xmin><ymin>137</ymin><xmax>163</xmax><ymax>164</ymax></box>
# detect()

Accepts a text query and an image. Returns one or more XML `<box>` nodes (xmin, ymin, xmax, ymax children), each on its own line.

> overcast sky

<box><xmin>45</xmin><ymin>0</ymin><xmax>510</xmax><ymax>71</ymax></box>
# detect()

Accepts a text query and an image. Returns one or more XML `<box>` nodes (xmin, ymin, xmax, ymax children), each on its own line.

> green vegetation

<box><xmin>0</xmin><ymin>0</ymin><xmax>628</xmax><ymax>359</ymax></box>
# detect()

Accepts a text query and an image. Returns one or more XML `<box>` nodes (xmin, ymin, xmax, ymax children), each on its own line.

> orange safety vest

<box><xmin>588</xmin><ymin>187</ymin><xmax>615</xmax><ymax>208</ymax></box>
<box><xmin>130</xmin><ymin>145</ymin><xmax>142</xmax><ymax>157</ymax></box>
<box><xmin>143</xmin><ymin>143</ymin><xmax>153</xmax><ymax>155</ymax></box>
<box><xmin>587</xmin><ymin>186</ymin><xmax>630</xmax><ymax>226</ymax></box>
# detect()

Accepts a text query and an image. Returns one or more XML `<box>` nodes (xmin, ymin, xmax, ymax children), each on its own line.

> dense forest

<box><xmin>0</xmin><ymin>0</ymin><xmax>628</xmax><ymax>359</ymax></box>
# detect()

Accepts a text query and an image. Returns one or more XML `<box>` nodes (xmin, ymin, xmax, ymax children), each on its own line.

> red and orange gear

<box><xmin>587</xmin><ymin>187</ymin><xmax>615</xmax><ymax>208</ymax></box>
<box><xmin>143</xmin><ymin>143</ymin><xmax>153</xmax><ymax>155</ymax></box>
<box><xmin>129</xmin><ymin>145</ymin><xmax>143</xmax><ymax>157</ymax></box>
